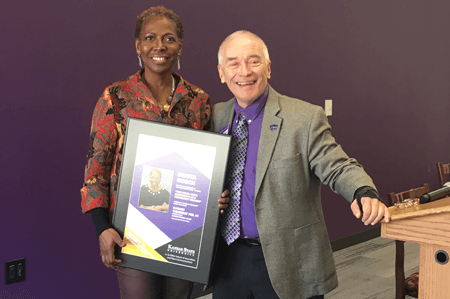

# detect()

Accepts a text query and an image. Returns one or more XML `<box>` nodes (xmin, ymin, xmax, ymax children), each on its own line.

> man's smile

<box><xmin>236</xmin><ymin>80</ymin><xmax>256</xmax><ymax>86</ymax></box>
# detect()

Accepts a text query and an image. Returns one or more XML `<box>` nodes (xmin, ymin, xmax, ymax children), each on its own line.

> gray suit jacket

<box><xmin>211</xmin><ymin>85</ymin><xmax>376</xmax><ymax>299</ymax></box>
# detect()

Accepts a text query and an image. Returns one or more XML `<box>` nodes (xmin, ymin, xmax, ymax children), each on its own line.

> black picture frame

<box><xmin>112</xmin><ymin>118</ymin><xmax>231</xmax><ymax>284</ymax></box>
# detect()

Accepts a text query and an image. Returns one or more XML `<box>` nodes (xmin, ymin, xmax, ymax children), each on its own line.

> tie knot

<box><xmin>233</xmin><ymin>111</ymin><xmax>248</xmax><ymax>138</ymax></box>
<box><xmin>238</xmin><ymin>111</ymin><xmax>247</xmax><ymax>124</ymax></box>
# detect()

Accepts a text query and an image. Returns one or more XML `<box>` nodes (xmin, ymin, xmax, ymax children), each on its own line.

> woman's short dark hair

<box><xmin>135</xmin><ymin>6</ymin><xmax>184</xmax><ymax>42</ymax></box>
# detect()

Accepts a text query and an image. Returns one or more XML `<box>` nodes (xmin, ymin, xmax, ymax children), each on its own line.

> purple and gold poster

<box><xmin>122</xmin><ymin>134</ymin><xmax>216</xmax><ymax>268</ymax></box>
<box><xmin>113</xmin><ymin>118</ymin><xmax>230</xmax><ymax>284</ymax></box>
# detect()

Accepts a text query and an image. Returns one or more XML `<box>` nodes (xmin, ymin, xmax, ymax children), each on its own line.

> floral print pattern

<box><xmin>81</xmin><ymin>71</ymin><xmax>211</xmax><ymax>215</ymax></box>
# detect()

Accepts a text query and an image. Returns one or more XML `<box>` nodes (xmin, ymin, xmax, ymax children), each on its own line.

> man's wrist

<box><xmin>353</xmin><ymin>186</ymin><xmax>383</xmax><ymax>213</ymax></box>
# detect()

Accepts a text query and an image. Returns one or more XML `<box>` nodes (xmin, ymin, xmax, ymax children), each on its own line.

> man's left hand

<box><xmin>350</xmin><ymin>197</ymin><xmax>391</xmax><ymax>225</ymax></box>
<box><xmin>218</xmin><ymin>189</ymin><xmax>230</xmax><ymax>214</ymax></box>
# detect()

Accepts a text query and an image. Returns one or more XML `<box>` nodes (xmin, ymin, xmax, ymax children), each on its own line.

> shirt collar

<box><xmin>233</xmin><ymin>85</ymin><xmax>269</xmax><ymax>122</ymax></box>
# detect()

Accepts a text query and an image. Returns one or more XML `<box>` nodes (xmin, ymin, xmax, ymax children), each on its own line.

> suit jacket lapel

<box><xmin>214</xmin><ymin>99</ymin><xmax>235</xmax><ymax>135</ymax></box>
<box><xmin>225</xmin><ymin>101</ymin><xmax>235</xmax><ymax>134</ymax></box>
<box><xmin>255</xmin><ymin>86</ymin><xmax>282</xmax><ymax>197</ymax></box>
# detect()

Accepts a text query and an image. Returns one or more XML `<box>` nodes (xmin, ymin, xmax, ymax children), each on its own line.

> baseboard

<box><xmin>331</xmin><ymin>227</ymin><xmax>381</xmax><ymax>252</ymax></box>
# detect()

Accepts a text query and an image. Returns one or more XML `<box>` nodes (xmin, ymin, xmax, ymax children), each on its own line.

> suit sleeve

<box><xmin>307</xmin><ymin>107</ymin><xmax>376</xmax><ymax>203</ymax></box>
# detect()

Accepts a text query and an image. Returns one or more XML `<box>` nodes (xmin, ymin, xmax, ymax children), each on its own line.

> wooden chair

<box><xmin>387</xmin><ymin>183</ymin><xmax>430</xmax><ymax>299</ymax></box>
<box><xmin>437</xmin><ymin>162</ymin><xmax>450</xmax><ymax>188</ymax></box>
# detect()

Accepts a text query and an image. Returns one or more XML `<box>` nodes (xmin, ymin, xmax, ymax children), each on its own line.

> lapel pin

<box><xmin>270</xmin><ymin>124</ymin><xmax>278</xmax><ymax>131</ymax></box>
<box><xmin>220</xmin><ymin>124</ymin><xmax>230</xmax><ymax>135</ymax></box>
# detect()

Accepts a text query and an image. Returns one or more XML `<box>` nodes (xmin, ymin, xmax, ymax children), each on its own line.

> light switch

<box><xmin>9</xmin><ymin>265</ymin><xmax>16</xmax><ymax>279</ymax></box>
<box><xmin>325</xmin><ymin>99</ymin><xmax>332</xmax><ymax>116</ymax></box>
<box><xmin>17</xmin><ymin>263</ymin><xmax>23</xmax><ymax>277</ymax></box>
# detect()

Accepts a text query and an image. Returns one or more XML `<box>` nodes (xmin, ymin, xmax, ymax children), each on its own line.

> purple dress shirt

<box><xmin>230</xmin><ymin>86</ymin><xmax>269</xmax><ymax>238</ymax></box>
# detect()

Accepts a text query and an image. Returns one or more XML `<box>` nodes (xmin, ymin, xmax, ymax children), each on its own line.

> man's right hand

<box><xmin>99</xmin><ymin>228</ymin><xmax>127</xmax><ymax>269</ymax></box>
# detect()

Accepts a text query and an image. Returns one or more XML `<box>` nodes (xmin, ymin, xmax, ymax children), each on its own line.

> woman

<box><xmin>80</xmin><ymin>6</ymin><xmax>211</xmax><ymax>299</ymax></box>
<box><xmin>139</xmin><ymin>168</ymin><xmax>170</xmax><ymax>212</ymax></box>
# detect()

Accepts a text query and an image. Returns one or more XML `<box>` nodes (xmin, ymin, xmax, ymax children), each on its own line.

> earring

<box><xmin>137</xmin><ymin>54</ymin><xmax>142</xmax><ymax>68</ymax></box>
<box><xmin>177</xmin><ymin>57</ymin><xmax>181</xmax><ymax>71</ymax></box>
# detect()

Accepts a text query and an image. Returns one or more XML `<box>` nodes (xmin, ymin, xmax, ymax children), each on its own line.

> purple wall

<box><xmin>1</xmin><ymin>0</ymin><xmax>449</xmax><ymax>297</ymax></box>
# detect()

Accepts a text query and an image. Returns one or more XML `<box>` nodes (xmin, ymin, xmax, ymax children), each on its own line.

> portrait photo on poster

<box><xmin>138</xmin><ymin>166</ymin><xmax>174</xmax><ymax>213</ymax></box>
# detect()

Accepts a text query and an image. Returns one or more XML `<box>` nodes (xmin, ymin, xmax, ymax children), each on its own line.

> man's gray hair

<box><xmin>218</xmin><ymin>30</ymin><xmax>270</xmax><ymax>66</ymax></box>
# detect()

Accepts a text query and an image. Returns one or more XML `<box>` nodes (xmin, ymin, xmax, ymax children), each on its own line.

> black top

<box><xmin>139</xmin><ymin>185</ymin><xmax>170</xmax><ymax>207</ymax></box>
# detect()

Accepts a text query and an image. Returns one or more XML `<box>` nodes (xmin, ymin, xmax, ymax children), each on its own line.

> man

<box><xmin>212</xmin><ymin>30</ymin><xmax>390</xmax><ymax>299</ymax></box>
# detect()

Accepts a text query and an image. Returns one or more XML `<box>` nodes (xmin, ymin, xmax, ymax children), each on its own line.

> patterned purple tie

<box><xmin>220</xmin><ymin>111</ymin><xmax>249</xmax><ymax>245</ymax></box>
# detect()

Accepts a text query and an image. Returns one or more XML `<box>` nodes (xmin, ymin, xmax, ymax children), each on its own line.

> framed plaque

<box><xmin>112</xmin><ymin>118</ymin><xmax>231</xmax><ymax>284</ymax></box>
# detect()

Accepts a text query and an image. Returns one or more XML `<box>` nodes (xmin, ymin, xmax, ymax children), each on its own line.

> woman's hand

<box><xmin>99</xmin><ymin>228</ymin><xmax>127</xmax><ymax>269</ymax></box>
<box><xmin>218</xmin><ymin>189</ymin><xmax>230</xmax><ymax>214</ymax></box>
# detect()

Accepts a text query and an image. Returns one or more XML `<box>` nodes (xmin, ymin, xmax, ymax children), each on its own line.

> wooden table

<box><xmin>381</xmin><ymin>196</ymin><xmax>450</xmax><ymax>299</ymax></box>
